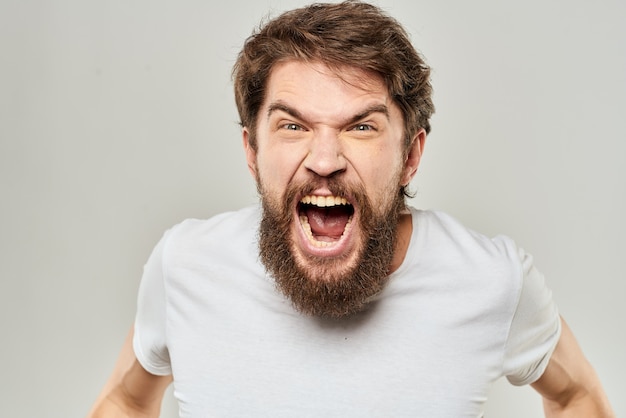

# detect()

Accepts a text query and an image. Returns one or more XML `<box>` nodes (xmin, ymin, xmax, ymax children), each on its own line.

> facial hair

<box><xmin>257</xmin><ymin>176</ymin><xmax>406</xmax><ymax>318</ymax></box>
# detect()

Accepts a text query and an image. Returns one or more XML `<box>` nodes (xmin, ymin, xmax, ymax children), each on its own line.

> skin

<box><xmin>244</xmin><ymin>61</ymin><xmax>425</xmax><ymax>276</ymax></box>
<box><xmin>86</xmin><ymin>327</ymin><xmax>171</xmax><ymax>418</ymax></box>
<box><xmin>86</xmin><ymin>60</ymin><xmax>614</xmax><ymax>417</ymax></box>
<box><xmin>532</xmin><ymin>319</ymin><xmax>614</xmax><ymax>416</ymax></box>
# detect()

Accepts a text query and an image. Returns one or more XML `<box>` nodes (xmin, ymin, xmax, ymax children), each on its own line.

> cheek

<box><xmin>358</xmin><ymin>147</ymin><xmax>404</xmax><ymax>187</ymax></box>
<box><xmin>371</xmin><ymin>166</ymin><xmax>401</xmax><ymax>194</ymax></box>
<box><xmin>256</xmin><ymin>146</ymin><xmax>303</xmax><ymax>190</ymax></box>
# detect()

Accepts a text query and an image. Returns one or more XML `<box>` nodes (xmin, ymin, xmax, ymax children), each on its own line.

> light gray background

<box><xmin>1</xmin><ymin>0</ymin><xmax>624</xmax><ymax>416</ymax></box>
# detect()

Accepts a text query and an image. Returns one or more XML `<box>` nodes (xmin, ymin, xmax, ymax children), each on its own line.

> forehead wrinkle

<box><xmin>263</xmin><ymin>61</ymin><xmax>395</xmax><ymax>128</ymax></box>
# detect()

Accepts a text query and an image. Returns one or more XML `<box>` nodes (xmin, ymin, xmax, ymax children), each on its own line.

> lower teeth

<box><xmin>299</xmin><ymin>215</ymin><xmax>352</xmax><ymax>248</ymax></box>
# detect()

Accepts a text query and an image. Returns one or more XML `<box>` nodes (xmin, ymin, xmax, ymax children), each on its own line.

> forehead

<box><xmin>262</xmin><ymin>60</ymin><xmax>395</xmax><ymax>119</ymax></box>
<box><xmin>268</xmin><ymin>60</ymin><xmax>387</xmax><ymax>90</ymax></box>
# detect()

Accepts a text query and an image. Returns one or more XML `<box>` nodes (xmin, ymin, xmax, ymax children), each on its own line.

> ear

<box><xmin>242</xmin><ymin>128</ymin><xmax>258</xmax><ymax>180</ymax></box>
<box><xmin>400</xmin><ymin>128</ymin><xmax>427</xmax><ymax>186</ymax></box>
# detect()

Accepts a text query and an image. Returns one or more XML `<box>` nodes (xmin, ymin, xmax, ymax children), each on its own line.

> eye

<box><xmin>351</xmin><ymin>124</ymin><xmax>374</xmax><ymax>132</ymax></box>
<box><xmin>282</xmin><ymin>123</ymin><xmax>303</xmax><ymax>131</ymax></box>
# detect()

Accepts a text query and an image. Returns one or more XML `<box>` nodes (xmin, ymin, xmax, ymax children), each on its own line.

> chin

<box><xmin>257</xmin><ymin>175</ymin><xmax>404</xmax><ymax>318</ymax></box>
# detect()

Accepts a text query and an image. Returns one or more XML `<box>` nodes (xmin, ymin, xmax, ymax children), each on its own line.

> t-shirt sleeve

<box><xmin>132</xmin><ymin>230</ymin><xmax>173</xmax><ymax>376</ymax></box>
<box><xmin>502</xmin><ymin>247</ymin><xmax>561</xmax><ymax>386</ymax></box>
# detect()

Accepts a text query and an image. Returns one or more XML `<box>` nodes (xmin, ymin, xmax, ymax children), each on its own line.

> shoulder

<box><xmin>167</xmin><ymin>205</ymin><xmax>259</xmax><ymax>241</ymax></box>
<box><xmin>159</xmin><ymin>205</ymin><xmax>260</xmax><ymax>260</ymax></box>
<box><xmin>404</xmin><ymin>208</ymin><xmax>528</xmax><ymax>303</ymax></box>
<box><xmin>411</xmin><ymin>208</ymin><xmax>520</xmax><ymax>264</ymax></box>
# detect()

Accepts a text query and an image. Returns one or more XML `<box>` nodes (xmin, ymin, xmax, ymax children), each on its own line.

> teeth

<box><xmin>299</xmin><ymin>214</ymin><xmax>353</xmax><ymax>248</ymax></box>
<box><xmin>300</xmin><ymin>195</ymin><xmax>348</xmax><ymax>207</ymax></box>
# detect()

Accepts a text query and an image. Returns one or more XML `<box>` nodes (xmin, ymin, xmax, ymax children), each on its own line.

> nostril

<box><xmin>304</xmin><ymin>152</ymin><xmax>347</xmax><ymax>178</ymax></box>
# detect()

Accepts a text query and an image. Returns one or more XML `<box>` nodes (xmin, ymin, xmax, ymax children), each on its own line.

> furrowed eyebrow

<box><xmin>348</xmin><ymin>104</ymin><xmax>390</xmax><ymax>125</ymax></box>
<box><xmin>266</xmin><ymin>101</ymin><xmax>390</xmax><ymax>125</ymax></box>
<box><xmin>267</xmin><ymin>102</ymin><xmax>303</xmax><ymax>121</ymax></box>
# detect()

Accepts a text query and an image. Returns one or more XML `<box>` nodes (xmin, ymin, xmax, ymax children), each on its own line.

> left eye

<box><xmin>352</xmin><ymin>124</ymin><xmax>373</xmax><ymax>131</ymax></box>
<box><xmin>282</xmin><ymin>123</ymin><xmax>302</xmax><ymax>131</ymax></box>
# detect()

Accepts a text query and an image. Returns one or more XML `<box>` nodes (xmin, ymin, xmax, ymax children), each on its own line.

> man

<box><xmin>88</xmin><ymin>2</ymin><xmax>614</xmax><ymax>417</ymax></box>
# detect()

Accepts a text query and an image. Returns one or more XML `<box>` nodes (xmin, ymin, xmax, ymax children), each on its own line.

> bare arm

<box><xmin>531</xmin><ymin>318</ymin><xmax>614</xmax><ymax>417</ymax></box>
<box><xmin>87</xmin><ymin>326</ymin><xmax>172</xmax><ymax>418</ymax></box>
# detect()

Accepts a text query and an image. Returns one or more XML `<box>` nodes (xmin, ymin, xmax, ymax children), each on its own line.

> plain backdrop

<box><xmin>1</xmin><ymin>0</ymin><xmax>624</xmax><ymax>416</ymax></box>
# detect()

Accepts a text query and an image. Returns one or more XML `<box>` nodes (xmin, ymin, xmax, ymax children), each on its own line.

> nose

<box><xmin>303</xmin><ymin>129</ymin><xmax>347</xmax><ymax>178</ymax></box>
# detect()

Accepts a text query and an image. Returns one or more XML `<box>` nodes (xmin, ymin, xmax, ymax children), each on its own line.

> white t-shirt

<box><xmin>134</xmin><ymin>205</ymin><xmax>561</xmax><ymax>417</ymax></box>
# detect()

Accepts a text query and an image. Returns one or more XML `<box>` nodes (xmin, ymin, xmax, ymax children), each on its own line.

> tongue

<box><xmin>306</xmin><ymin>206</ymin><xmax>350</xmax><ymax>239</ymax></box>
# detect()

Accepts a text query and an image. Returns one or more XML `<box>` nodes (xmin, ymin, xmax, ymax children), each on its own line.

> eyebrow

<box><xmin>350</xmin><ymin>104</ymin><xmax>390</xmax><ymax>124</ymax></box>
<box><xmin>267</xmin><ymin>102</ymin><xmax>304</xmax><ymax>121</ymax></box>
<box><xmin>266</xmin><ymin>101</ymin><xmax>390</xmax><ymax>125</ymax></box>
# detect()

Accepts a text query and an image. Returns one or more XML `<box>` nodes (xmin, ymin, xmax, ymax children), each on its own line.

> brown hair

<box><xmin>233</xmin><ymin>0</ymin><xmax>434</xmax><ymax>151</ymax></box>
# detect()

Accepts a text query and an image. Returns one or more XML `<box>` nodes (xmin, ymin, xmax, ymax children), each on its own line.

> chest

<box><xmin>164</xmin><ymin>274</ymin><xmax>507</xmax><ymax>417</ymax></box>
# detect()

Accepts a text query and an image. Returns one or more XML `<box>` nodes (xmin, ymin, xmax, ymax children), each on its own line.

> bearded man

<box><xmin>88</xmin><ymin>2</ymin><xmax>614</xmax><ymax>417</ymax></box>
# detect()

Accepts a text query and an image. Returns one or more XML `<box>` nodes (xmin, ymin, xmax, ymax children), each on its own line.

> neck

<box><xmin>389</xmin><ymin>209</ymin><xmax>413</xmax><ymax>274</ymax></box>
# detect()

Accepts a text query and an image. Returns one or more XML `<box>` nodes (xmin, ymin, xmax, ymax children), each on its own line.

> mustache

<box><xmin>282</xmin><ymin>176</ymin><xmax>370</xmax><ymax>210</ymax></box>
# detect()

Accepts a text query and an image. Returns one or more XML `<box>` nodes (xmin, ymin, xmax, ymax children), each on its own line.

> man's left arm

<box><xmin>531</xmin><ymin>317</ymin><xmax>614</xmax><ymax>417</ymax></box>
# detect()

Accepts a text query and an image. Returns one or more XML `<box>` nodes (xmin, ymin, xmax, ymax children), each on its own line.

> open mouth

<box><xmin>298</xmin><ymin>195</ymin><xmax>355</xmax><ymax>248</ymax></box>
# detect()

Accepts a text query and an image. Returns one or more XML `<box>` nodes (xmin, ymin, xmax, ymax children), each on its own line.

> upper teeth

<box><xmin>300</xmin><ymin>195</ymin><xmax>348</xmax><ymax>207</ymax></box>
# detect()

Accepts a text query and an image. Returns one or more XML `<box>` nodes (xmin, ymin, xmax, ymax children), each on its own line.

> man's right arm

<box><xmin>87</xmin><ymin>326</ymin><xmax>172</xmax><ymax>418</ymax></box>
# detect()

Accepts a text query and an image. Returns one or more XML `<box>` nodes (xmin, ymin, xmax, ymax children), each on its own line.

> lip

<box><xmin>292</xmin><ymin>191</ymin><xmax>359</xmax><ymax>258</ymax></box>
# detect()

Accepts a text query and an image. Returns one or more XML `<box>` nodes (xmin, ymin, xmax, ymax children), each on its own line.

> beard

<box><xmin>257</xmin><ymin>176</ymin><xmax>406</xmax><ymax>318</ymax></box>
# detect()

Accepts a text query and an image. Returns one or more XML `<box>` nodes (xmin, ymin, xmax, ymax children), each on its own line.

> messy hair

<box><xmin>233</xmin><ymin>0</ymin><xmax>434</xmax><ymax>152</ymax></box>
